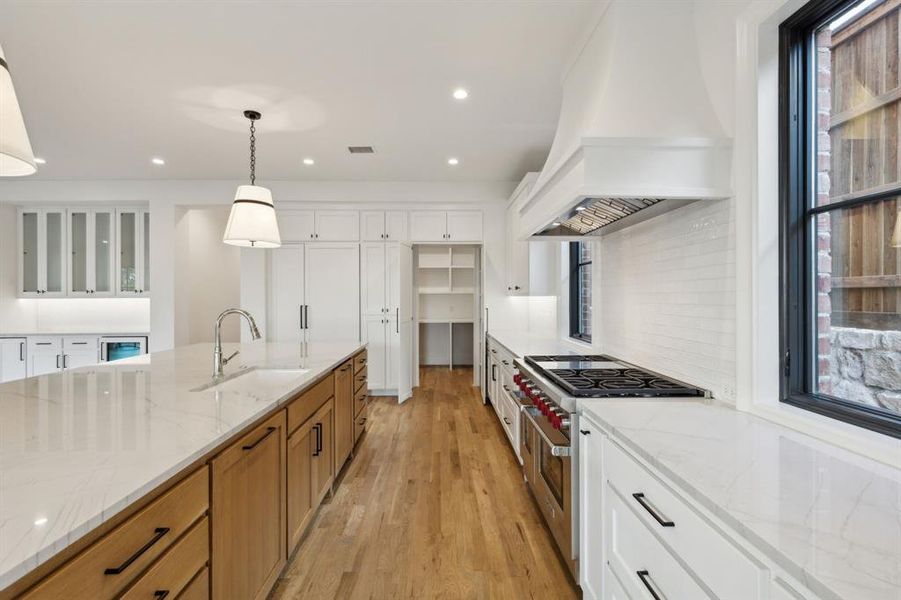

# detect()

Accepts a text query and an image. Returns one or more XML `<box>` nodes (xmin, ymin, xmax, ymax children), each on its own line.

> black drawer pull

<box><xmin>313</xmin><ymin>423</ymin><xmax>322</xmax><ymax>456</ymax></box>
<box><xmin>154</xmin><ymin>591</ymin><xmax>169</xmax><ymax>599</ymax></box>
<box><xmin>579</xmin><ymin>429</ymin><xmax>591</xmax><ymax>435</ymax></box>
<box><xmin>103</xmin><ymin>527</ymin><xmax>170</xmax><ymax>575</ymax></box>
<box><xmin>632</xmin><ymin>493</ymin><xmax>675</xmax><ymax>527</ymax></box>
<box><xmin>503</xmin><ymin>417</ymin><xmax>511</xmax><ymax>425</ymax></box>
<box><xmin>242</xmin><ymin>426</ymin><xmax>276</xmax><ymax>451</ymax></box>
<box><xmin>636</xmin><ymin>570</ymin><xmax>662</xmax><ymax>600</ymax></box>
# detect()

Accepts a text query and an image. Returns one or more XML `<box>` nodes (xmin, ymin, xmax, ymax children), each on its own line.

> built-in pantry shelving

<box><xmin>414</xmin><ymin>245</ymin><xmax>479</xmax><ymax>369</ymax></box>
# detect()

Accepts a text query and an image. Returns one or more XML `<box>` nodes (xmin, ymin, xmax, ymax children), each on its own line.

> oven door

<box><xmin>100</xmin><ymin>337</ymin><xmax>147</xmax><ymax>362</ymax></box>
<box><xmin>523</xmin><ymin>407</ymin><xmax>573</xmax><ymax>571</ymax></box>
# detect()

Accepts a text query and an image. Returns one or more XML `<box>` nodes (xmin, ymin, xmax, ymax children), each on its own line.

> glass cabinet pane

<box><xmin>119</xmin><ymin>212</ymin><xmax>136</xmax><ymax>292</ymax></box>
<box><xmin>45</xmin><ymin>212</ymin><xmax>63</xmax><ymax>293</ymax></box>
<box><xmin>142</xmin><ymin>212</ymin><xmax>150</xmax><ymax>292</ymax></box>
<box><xmin>95</xmin><ymin>212</ymin><xmax>112</xmax><ymax>293</ymax></box>
<box><xmin>70</xmin><ymin>211</ymin><xmax>88</xmax><ymax>293</ymax></box>
<box><xmin>22</xmin><ymin>212</ymin><xmax>38</xmax><ymax>293</ymax></box>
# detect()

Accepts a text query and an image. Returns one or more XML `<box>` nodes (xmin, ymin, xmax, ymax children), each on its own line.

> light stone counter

<box><xmin>0</xmin><ymin>341</ymin><xmax>363</xmax><ymax>590</ymax></box>
<box><xmin>581</xmin><ymin>400</ymin><xmax>901</xmax><ymax>600</ymax></box>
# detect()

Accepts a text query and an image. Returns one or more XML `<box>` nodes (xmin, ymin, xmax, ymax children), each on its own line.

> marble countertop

<box><xmin>0</xmin><ymin>340</ymin><xmax>363</xmax><ymax>590</ymax></box>
<box><xmin>487</xmin><ymin>329</ymin><xmax>588</xmax><ymax>359</ymax></box>
<box><xmin>0</xmin><ymin>332</ymin><xmax>149</xmax><ymax>337</ymax></box>
<box><xmin>581</xmin><ymin>401</ymin><xmax>901</xmax><ymax>600</ymax></box>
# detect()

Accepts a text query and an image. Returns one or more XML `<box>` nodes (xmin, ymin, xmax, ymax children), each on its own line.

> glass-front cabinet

<box><xmin>18</xmin><ymin>208</ymin><xmax>67</xmax><ymax>297</ymax></box>
<box><xmin>68</xmin><ymin>209</ymin><xmax>115</xmax><ymax>296</ymax></box>
<box><xmin>116</xmin><ymin>209</ymin><xmax>150</xmax><ymax>296</ymax></box>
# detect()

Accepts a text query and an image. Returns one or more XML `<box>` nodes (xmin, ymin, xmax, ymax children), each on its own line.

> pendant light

<box><xmin>0</xmin><ymin>43</ymin><xmax>36</xmax><ymax>176</ymax></box>
<box><xmin>223</xmin><ymin>110</ymin><xmax>281</xmax><ymax>248</ymax></box>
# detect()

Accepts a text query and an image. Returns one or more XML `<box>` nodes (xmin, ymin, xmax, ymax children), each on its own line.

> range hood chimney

<box><xmin>520</xmin><ymin>0</ymin><xmax>733</xmax><ymax>239</ymax></box>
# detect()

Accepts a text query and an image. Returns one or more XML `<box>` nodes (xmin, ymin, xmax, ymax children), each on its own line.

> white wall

<box><xmin>0</xmin><ymin>202</ymin><xmax>150</xmax><ymax>334</ymax></box>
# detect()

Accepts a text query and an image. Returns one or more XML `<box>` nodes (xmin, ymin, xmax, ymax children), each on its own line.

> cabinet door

<box><xmin>19</xmin><ymin>209</ymin><xmax>66</xmax><ymax>296</ymax></box>
<box><xmin>410</xmin><ymin>211</ymin><xmax>447</xmax><ymax>242</ymax></box>
<box><xmin>360</xmin><ymin>211</ymin><xmax>385</xmax><ymax>241</ymax></box>
<box><xmin>95</xmin><ymin>210</ymin><xmax>116</xmax><ymax>295</ymax></box>
<box><xmin>386</xmin><ymin>318</ymin><xmax>399</xmax><ymax>390</ymax></box>
<box><xmin>311</xmin><ymin>399</ymin><xmax>334</xmax><ymax>505</ymax></box>
<box><xmin>304</xmin><ymin>244</ymin><xmax>359</xmax><ymax>343</ymax></box>
<box><xmin>269</xmin><ymin>246</ymin><xmax>305</xmax><ymax>342</ymax></box>
<box><xmin>64</xmin><ymin>349</ymin><xmax>99</xmax><ymax>370</ymax></box>
<box><xmin>141</xmin><ymin>211</ymin><xmax>150</xmax><ymax>294</ymax></box>
<box><xmin>211</xmin><ymin>411</ymin><xmax>286</xmax><ymax>600</ymax></box>
<box><xmin>68</xmin><ymin>209</ymin><xmax>115</xmax><ymax>296</ymax></box>
<box><xmin>362</xmin><ymin>316</ymin><xmax>386</xmax><ymax>390</ymax></box>
<box><xmin>579</xmin><ymin>419</ymin><xmax>605</xmax><ymax>600</ymax></box>
<box><xmin>277</xmin><ymin>210</ymin><xmax>315</xmax><ymax>242</ymax></box>
<box><xmin>29</xmin><ymin>350</ymin><xmax>61</xmax><ymax>377</ymax></box>
<box><xmin>68</xmin><ymin>209</ymin><xmax>91</xmax><ymax>295</ymax></box>
<box><xmin>20</xmin><ymin>209</ymin><xmax>41</xmax><ymax>295</ymax></box>
<box><xmin>0</xmin><ymin>338</ymin><xmax>27</xmax><ymax>383</ymax></box>
<box><xmin>334</xmin><ymin>362</ymin><xmax>354</xmax><ymax>472</ymax></box>
<box><xmin>360</xmin><ymin>243</ymin><xmax>387</xmax><ymax>317</ymax></box>
<box><xmin>446</xmin><ymin>211</ymin><xmax>482</xmax><ymax>242</ymax></box>
<box><xmin>315</xmin><ymin>210</ymin><xmax>359</xmax><ymax>241</ymax></box>
<box><xmin>117</xmin><ymin>210</ymin><xmax>149</xmax><ymax>295</ymax></box>
<box><xmin>287</xmin><ymin>418</ymin><xmax>315</xmax><ymax>550</ymax></box>
<box><xmin>385</xmin><ymin>211</ymin><xmax>408</xmax><ymax>241</ymax></box>
<box><xmin>506</xmin><ymin>204</ymin><xmax>529</xmax><ymax>295</ymax></box>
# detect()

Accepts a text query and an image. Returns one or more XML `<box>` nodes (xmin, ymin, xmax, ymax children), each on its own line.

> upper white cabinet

<box><xmin>278</xmin><ymin>210</ymin><xmax>359</xmax><ymax>242</ymax></box>
<box><xmin>18</xmin><ymin>208</ymin><xmax>67</xmax><ymax>297</ymax></box>
<box><xmin>410</xmin><ymin>210</ymin><xmax>482</xmax><ymax>242</ymax></box>
<box><xmin>68</xmin><ymin>208</ymin><xmax>116</xmax><ymax>297</ymax></box>
<box><xmin>361</xmin><ymin>210</ymin><xmax>408</xmax><ymax>241</ymax></box>
<box><xmin>116</xmin><ymin>209</ymin><xmax>150</xmax><ymax>296</ymax></box>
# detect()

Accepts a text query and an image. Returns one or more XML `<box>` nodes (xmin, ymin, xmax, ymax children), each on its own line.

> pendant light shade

<box><xmin>223</xmin><ymin>110</ymin><xmax>281</xmax><ymax>248</ymax></box>
<box><xmin>0</xmin><ymin>44</ymin><xmax>36</xmax><ymax>176</ymax></box>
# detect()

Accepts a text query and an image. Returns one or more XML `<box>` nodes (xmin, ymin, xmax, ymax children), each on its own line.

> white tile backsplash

<box><xmin>600</xmin><ymin>199</ymin><xmax>736</xmax><ymax>402</ymax></box>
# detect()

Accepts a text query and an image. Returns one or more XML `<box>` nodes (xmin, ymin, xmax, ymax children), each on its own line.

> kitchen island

<box><xmin>0</xmin><ymin>341</ymin><xmax>368</xmax><ymax>599</ymax></box>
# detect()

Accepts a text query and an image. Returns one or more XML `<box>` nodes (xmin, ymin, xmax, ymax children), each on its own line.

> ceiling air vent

<box><xmin>348</xmin><ymin>146</ymin><xmax>375</xmax><ymax>154</ymax></box>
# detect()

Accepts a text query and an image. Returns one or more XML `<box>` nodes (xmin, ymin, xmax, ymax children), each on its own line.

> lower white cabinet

<box><xmin>0</xmin><ymin>338</ymin><xmax>27</xmax><ymax>383</ymax></box>
<box><xmin>27</xmin><ymin>336</ymin><xmax>99</xmax><ymax>376</ymax></box>
<box><xmin>360</xmin><ymin>242</ymin><xmax>407</xmax><ymax>393</ymax></box>
<box><xmin>578</xmin><ymin>417</ymin><xmax>605</xmax><ymax>600</ymax></box>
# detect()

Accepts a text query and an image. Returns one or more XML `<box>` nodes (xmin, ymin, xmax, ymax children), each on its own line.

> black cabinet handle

<box><xmin>491</xmin><ymin>364</ymin><xmax>497</xmax><ymax>382</ymax></box>
<box><xmin>56</xmin><ymin>354</ymin><xmax>61</xmax><ymax>369</ymax></box>
<box><xmin>19</xmin><ymin>342</ymin><xmax>24</xmax><ymax>361</ymax></box>
<box><xmin>580</xmin><ymin>429</ymin><xmax>591</xmax><ymax>435</ymax></box>
<box><xmin>153</xmin><ymin>591</ymin><xmax>169</xmax><ymax>599</ymax></box>
<box><xmin>313</xmin><ymin>424</ymin><xmax>322</xmax><ymax>456</ymax></box>
<box><xmin>632</xmin><ymin>493</ymin><xmax>675</xmax><ymax>527</ymax></box>
<box><xmin>242</xmin><ymin>426</ymin><xmax>276</xmax><ymax>451</ymax></box>
<box><xmin>636</xmin><ymin>570</ymin><xmax>662</xmax><ymax>600</ymax></box>
<box><xmin>104</xmin><ymin>527</ymin><xmax>169</xmax><ymax>575</ymax></box>
<box><xmin>503</xmin><ymin>417</ymin><xmax>511</xmax><ymax>425</ymax></box>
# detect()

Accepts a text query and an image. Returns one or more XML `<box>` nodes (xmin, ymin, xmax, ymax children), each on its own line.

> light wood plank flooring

<box><xmin>271</xmin><ymin>366</ymin><xmax>580</xmax><ymax>600</ymax></box>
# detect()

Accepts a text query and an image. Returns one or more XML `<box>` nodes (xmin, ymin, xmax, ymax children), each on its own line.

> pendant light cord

<box><xmin>249</xmin><ymin>118</ymin><xmax>256</xmax><ymax>186</ymax></box>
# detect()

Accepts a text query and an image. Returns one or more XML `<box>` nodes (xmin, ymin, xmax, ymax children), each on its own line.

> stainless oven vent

<box><xmin>534</xmin><ymin>196</ymin><xmax>704</xmax><ymax>238</ymax></box>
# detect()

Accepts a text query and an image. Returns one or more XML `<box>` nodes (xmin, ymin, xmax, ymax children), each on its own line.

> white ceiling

<box><xmin>0</xmin><ymin>1</ymin><xmax>596</xmax><ymax>182</ymax></box>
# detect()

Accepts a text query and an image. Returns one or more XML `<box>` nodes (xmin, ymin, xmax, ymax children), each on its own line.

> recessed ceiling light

<box><xmin>34</xmin><ymin>157</ymin><xmax>46</xmax><ymax>165</ymax></box>
<box><xmin>34</xmin><ymin>517</ymin><xmax>48</xmax><ymax>526</ymax></box>
<box><xmin>447</xmin><ymin>157</ymin><xmax>459</xmax><ymax>166</ymax></box>
<box><xmin>151</xmin><ymin>157</ymin><xmax>165</xmax><ymax>166</ymax></box>
<box><xmin>303</xmin><ymin>158</ymin><xmax>315</xmax><ymax>166</ymax></box>
<box><xmin>575</xmin><ymin>206</ymin><xmax>586</xmax><ymax>211</ymax></box>
<box><xmin>453</xmin><ymin>88</ymin><xmax>469</xmax><ymax>100</ymax></box>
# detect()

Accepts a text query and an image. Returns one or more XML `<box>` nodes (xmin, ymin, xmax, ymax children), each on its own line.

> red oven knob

<box><xmin>513</xmin><ymin>373</ymin><xmax>522</xmax><ymax>385</ymax></box>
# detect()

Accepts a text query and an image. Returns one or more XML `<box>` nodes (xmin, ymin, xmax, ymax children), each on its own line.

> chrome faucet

<box><xmin>213</xmin><ymin>308</ymin><xmax>262</xmax><ymax>378</ymax></box>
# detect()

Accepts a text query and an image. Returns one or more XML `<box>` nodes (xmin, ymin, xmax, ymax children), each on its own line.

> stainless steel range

<box><xmin>511</xmin><ymin>354</ymin><xmax>708</xmax><ymax>579</ymax></box>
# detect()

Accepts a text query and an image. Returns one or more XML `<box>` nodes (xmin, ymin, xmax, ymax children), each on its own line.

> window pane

<box><xmin>579</xmin><ymin>243</ymin><xmax>592</xmax><ymax>338</ymax></box>
<box><xmin>815</xmin><ymin>197</ymin><xmax>901</xmax><ymax>415</ymax></box>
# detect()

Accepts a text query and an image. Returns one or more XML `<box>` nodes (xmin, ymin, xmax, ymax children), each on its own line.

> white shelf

<box><xmin>419</xmin><ymin>288</ymin><xmax>474</xmax><ymax>295</ymax></box>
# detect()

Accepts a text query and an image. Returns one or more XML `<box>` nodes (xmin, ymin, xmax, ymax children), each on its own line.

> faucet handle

<box><xmin>222</xmin><ymin>350</ymin><xmax>239</xmax><ymax>366</ymax></box>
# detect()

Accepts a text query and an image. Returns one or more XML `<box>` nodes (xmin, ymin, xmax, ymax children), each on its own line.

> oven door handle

<box><xmin>522</xmin><ymin>407</ymin><xmax>570</xmax><ymax>457</ymax></box>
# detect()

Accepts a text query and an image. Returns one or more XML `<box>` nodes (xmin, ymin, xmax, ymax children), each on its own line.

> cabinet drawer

<box><xmin>354</xmin><ymin>406</ymin><xmax>367</xmax><ymax>444</ymax></box>
<box><xmin>606</xmin><ymin>484</ymin><xmax>709</xmax><ymax>599</ymax></box>
<box><xmin>353</xmin><ymin>351</ymin><xmax>367</xmax><ymax>374</ymax></box>
<box><xmin>178</xmin><ymin>566</ymin><xmax>210</xmax><ymax>600</ymax></box>
<box><xmin>353</xmin><ymin>367</ymin><xmax>367</xmax><ymax>393</ymax></box>
<box><xmin>24</xmin><ymin>467</ymin><xmax>209</xmax><ymax>600</ymax></box>
<box><xmin>287</xmin><ymin>374</ymin><xmax>335</xmax><ymax>434</ymax></box>
<box><xmin>63</xmin><ymin>336</ymin><xmax>98</xmax><ymax>351</ymax></box>
<box><xmin>120</xmin><ymin>517</ymin><xmax>209</xmax><ymax>600</ymax></box>
<box><xmin>354</xmin><ymin>384</ymin><xmax>367</xmax><ymax>417</ymax></box>
<box><xmin>27</xmin><ymin>336</ymin><xmax>61</xmax><ymax>353</ymax></box>
<box><xmin>605</xmin><ymin>439</ymin><xmax>765</xmax><ymax>599</ymax></box>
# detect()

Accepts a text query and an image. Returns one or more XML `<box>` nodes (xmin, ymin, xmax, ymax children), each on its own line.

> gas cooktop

<box><xmin>524</xmin><ymin>354</ymin><xmax>707</xmax><ymax>398</ymax></box>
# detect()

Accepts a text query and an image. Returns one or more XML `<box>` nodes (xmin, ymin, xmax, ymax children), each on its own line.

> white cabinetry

<box><xmin>116</xmin><ymin>209</ymin><xmax>150</xmax><ymax>296</ymax></box>
<box><xmin>361</xmin><ymin>211</ymin><xmax>408</xmax><ymax>241</ymax></box>
<box><xmin>26</xmin><ymin>336</ymin><xmax>99</xmax><ymax>376</ymax></box>
<box><xmin>410</xmin><ymin>211</ymin><xmax>482</xmax><ymax>242</ymax></box>
<box><xmin>68</xmin><ymin>208</ymin><xmax>116</xmax><ymax>296</ymax></box>
<box><xmin>268</xmin><ymin>244</ymin><xmax>360</xmax><ymax>344</ymax></box>
<box><xmin>578</xmin><ymin>417</ymin><xmax>605</xmax><ymax>600</ymax></box>
<box><xmin>278</xmin><ymin>210</ymin><xmax>360</xmax><ymax>242</ymax></box>
<box><xmin>504</xmin><ymin>172</ymin><xmax>554</xmax><ymax>296</ymax></box>
<box><xmin>18</xmin><ymin>208</ymin><xmax>67</xmax><ymax>297</ymax></box>
<box><xmin>0</xmin><ymin>338</ymin><xmax>27</xmax><ymax>383</ymax></box>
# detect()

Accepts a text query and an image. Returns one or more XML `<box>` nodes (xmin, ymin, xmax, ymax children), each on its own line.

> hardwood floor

<box><xmin>270</xmin><ymin>366</ymin><xmax>580</xmax><ymax>600</ymax></box>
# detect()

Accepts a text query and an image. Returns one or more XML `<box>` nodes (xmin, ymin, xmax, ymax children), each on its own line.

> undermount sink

<box><xmin>194</xmin><ymin>368</ymin><xmax>310</xmax><ymax>393</ymax></box>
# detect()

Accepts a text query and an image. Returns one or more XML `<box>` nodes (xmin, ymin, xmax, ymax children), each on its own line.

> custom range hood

<box><xmin>520</xmin><ymin>1</ymin><xmax>733</xmax><ymax>239</ymax></box>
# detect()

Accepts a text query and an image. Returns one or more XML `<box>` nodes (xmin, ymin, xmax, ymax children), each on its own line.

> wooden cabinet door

<box><xmin>312</xmin><ymin>399</ymin><xmax>334</xmax><ymax>505</ymax></box>
<box><xmin>361</xmin><ymin>316</ymin><xmax>386</xmax><ymax>390</ymax></box>
<box><xmin>334</xmin><ymin>361</ymin><xmax>354</xmax><ymax>473</ymax></box>
<box><xmin>286</xmin><ymin>417</ymin><xmax>315</xmax><ymax>550</ymax></box>
<box><xmin>446</xmin><ymin>210</ymin><xmax>482</xmax><ymax>242</ymax></box>
<box><xmin>409</xmin><ymin>211</ymin><xmax>447</xmax><ymax>242</ymax></box>
<box><xmin>211</xmin><ymin>412</ymin><xmax>286</xmax><ymax>600</ymax></box>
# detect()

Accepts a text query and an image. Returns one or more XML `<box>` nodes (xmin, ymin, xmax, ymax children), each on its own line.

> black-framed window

<box><xmin>569</xmin><ymin>241</ymin><xmax>592</xmax><ymax>342</ymax></box>
<box><xmin>780</xmin><ymin>0</ymin><xmax>901</xmax><ymax>438</ymax></box>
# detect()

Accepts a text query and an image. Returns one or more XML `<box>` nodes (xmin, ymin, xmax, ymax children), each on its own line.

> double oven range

<box><xmin>511</xmin><ymin>354</ymin><xmax>708</xmax><ymax>579</ymax></box>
